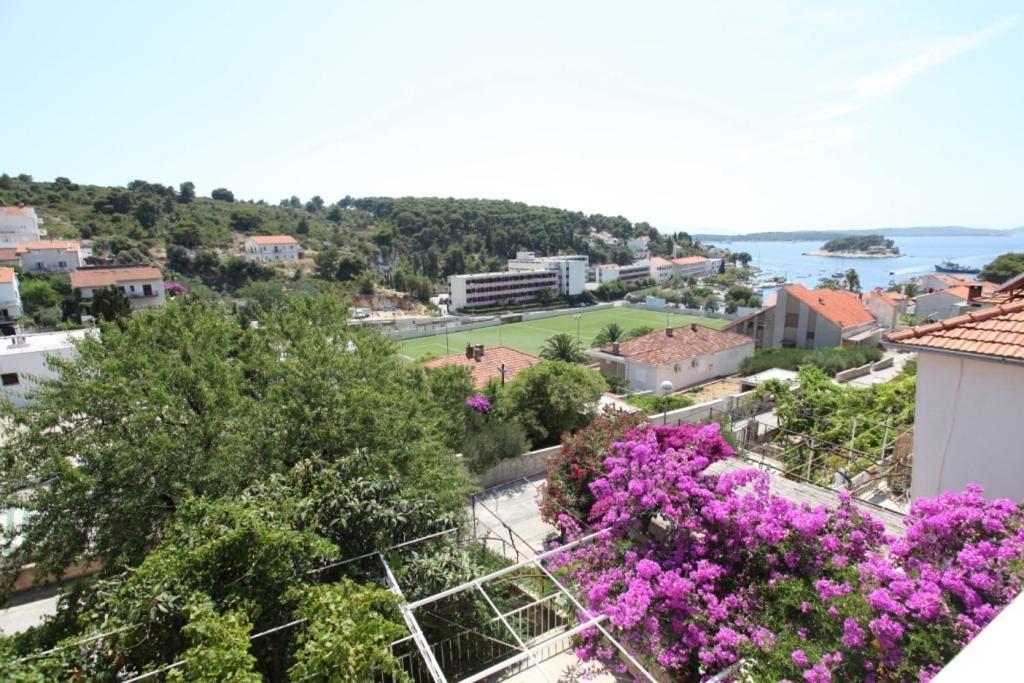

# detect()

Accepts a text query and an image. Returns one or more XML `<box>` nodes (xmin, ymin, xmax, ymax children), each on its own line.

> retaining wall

<box><xmin>834</xmin><ymin>363</ymin><xmax>873</xmax><ymax>383</ymax></box>
<box><xmin>474</xmin><ymin>444</ymin><xmax>561</xmax><ymax>489</ymax></box>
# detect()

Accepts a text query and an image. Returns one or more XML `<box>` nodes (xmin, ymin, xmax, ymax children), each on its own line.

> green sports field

<box><xmin>398</xmin><ymin>307</ymin><xmax>728</xmax><ymax>360</ymax></box>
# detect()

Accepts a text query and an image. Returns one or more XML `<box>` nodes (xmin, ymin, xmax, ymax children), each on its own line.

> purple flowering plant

<box><xmin>545</xmin><ymin>422</ymin><xmax>1024</xmax><ymax>682</ymax></box>
<box><xmin>465</xmin><ymin>394</ymin><xmax>492</xmax><ymax>414</ymax></box>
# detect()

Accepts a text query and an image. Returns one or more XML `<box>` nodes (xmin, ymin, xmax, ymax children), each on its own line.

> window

<box><xmin>58</xmin><ymin>261</ymin><xmax>67</xmax><ymax>269</ymax></box>
<box><xmin>785</xmin><ymin>312</ymin><xmax>799</xmax><ymax>327</ymax></box>
<box><xmin>806</xmin><ymin>331</ymin><xmax>816</xmax><ymax>341</ymax></box>
<box><xmin>143</xmin><ymin>284</ymin><xmax>153</xmax><ymax>296</ymax></box>
<box><xmin>1</xmin><ymin>373</ymin><xmax>19</xmax><ymax>386</ymax></box>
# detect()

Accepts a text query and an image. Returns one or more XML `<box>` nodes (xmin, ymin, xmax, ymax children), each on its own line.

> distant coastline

<box><xmin>697</xmin><ymin>226</ymin><xmax>1024</xmax><ymax>242</ymax></box>
<box><xmin>802</xmin><ymin>249</ymin><xmax>900</xmax><ymax>259</ymax></box>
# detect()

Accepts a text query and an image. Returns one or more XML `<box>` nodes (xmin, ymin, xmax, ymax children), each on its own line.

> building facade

<box><xmin>863</xmin><ymin>288</ymin><xmax>907</xmax><ymax>331</ymax></box>
<box><xmin>886</xmin><ymin>301</ymin><xmax>1024</xmax><ymax>501</ymax></box>
<box><xmin>70</xmin><ymin>266</ymin><xmax>166</xmax><ymax>310</ymax></box>
<box><xmin>0</xmin><ymin>330</ymin><xmax>96</xmax><ymax>408</ymax></box>
<box><xmin>16</xmin><ymin>241</ymin><xmax>83</xmax><ymax>273</ymax></box>
<box><xmin>0</xmin><ymin>267</ymin><xmax>22</xmax><ymax>322</ymax></box>
<box><xmin>590</xmin><ymin>261</ymin><xmax>651</xmax><ymax>285</ymax></box>
<box><xmin>448</xmin><ymin>269</ymin><xmax>558</xmax><ymax>311</ymax></box>
<box><xmin>506</xmin><ymin>252</ymin><xmax>587</xmax><ymax>296</ymax></box>
<box><xmin>244</xmin><ymin>235</ymin><xmax>300</xmax><ymax>262</ymax></box>
<box><xmin>0</xmin><ymin>206</ymin><xmax>43</xmax><ymax>246</ymax></box>
<box><xmin>770</xmin><ymin>285</ymin><xmax>877</xmax><ymax>349</ymax></box>
<box><xmin>586</xmin><ymin>324</ymin><xmax>755</xmax><ymax>393</ymax></box>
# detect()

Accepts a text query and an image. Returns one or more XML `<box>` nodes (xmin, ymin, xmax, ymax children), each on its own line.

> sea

<box><xmin>709</xmin><ymin>234</ymin><xmax>1024</xmax><ymax>293</ymax></box>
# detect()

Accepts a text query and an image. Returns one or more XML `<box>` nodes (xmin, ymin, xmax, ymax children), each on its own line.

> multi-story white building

<box><xmin>0</xmin><ymin>329</ymin><xmax>97</xmax><ymax>408</ymax></box>
<box><xmin>590</xmin><ymin>261</ymin><xmax>651</xmax><ymax>285</ymax></box>
<box><xmin>244</xmin><ymin>235</ymin><xmax>299</xmax><ymax>262</ymax></box>
<box><xmin>70</xmin><ymin>266</ymin><xmax>166</xmax><ymax>311</ymax></box>
<box><xmin>506</xmin><ymin>252</ymin><xmax>587</xmax><ymax>296</ymax></box>
<box><xmin>0</xmin><ymin>267</ymin><xmax>22</xmax><ymax>322</ymax></box>
<box><xmin>626</xmin><ymin>236</ymin><xmax>651</xmax><ymax>259</ymax></box>
<box><xmin>0</xmin><ymin>206</ymin><xmax>43</xmax><ymax>246</ymax></box>
<box><xmin>448</xmin><ymin>269</ymin><xmax>558</xmax><ymax>311</ymax></box>
<box><xmin>16</xmin><ymin>241</ymin><xmax>83</xmax><ymax>273</ymax></box>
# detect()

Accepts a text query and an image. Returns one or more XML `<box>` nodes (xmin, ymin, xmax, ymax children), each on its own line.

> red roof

<box><xmin>0</xmin><ymin>206</ymin><xmax>33</xmax><ymax>216</ymax></box>
<box><xmin>783</xmin><ymin>285</ymin><xmax>875</xmax><ymax>329</ymax></box>
<box><xmin>421</xmin><ymin>346</ymin><xmax>541</xmax><ymax>388</ymax></box>
<box><xmin>671</xmin><ymin>256</ymin><xmax>708</xmax><ymax>266</ymax></box>
<box><xmin>605</xmin><ymin>324</ymin><xmax>752</xmax><ymax>366</ymax></box>
<box><xmin>886</xmin><ymin>299</ymin><xmax>1024</xmax><ymax>361</ymax></box>
<box><xmin>0</xmin><ymin>248</ymin><xmax>18</xmax><ymax>261</ymax></box>
<box><xmin>650</xmin><ymin>257</ymin><xmax>673</xmax><ymax>267</ymax></box>
<box><xmin>248</xmin><ymin>235</ymin><xmax>298</xmax><ymax>245</ymax></box>
<box><xmin>16</xmin><ymin>240</ymin><xmax>80</xmax><ymax>253</ymax></box>
<box><xmin>70</xmin><ymin>266</ymin><xmax>163</xmax><ymax>289</ymax></box>
<box><xmin>0</xmin><ymin>267</ymin><xmax>14</xmax><ymax>284</ymax></box>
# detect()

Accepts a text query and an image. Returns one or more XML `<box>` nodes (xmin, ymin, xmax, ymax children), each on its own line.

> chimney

<box><xmin>473</xmin><ymin>344</ymin><xmax>484</xmax><ymax>361</ymax></box>
<box><xmin>690</xmin><ymin>322</ymin><xmax>698</xmax><ymax>332</ymax></box>
<box><xmin>465</xmin><ymin>343</ymin><xmax>474</xmax><ymax>359</ymax></box>
<box><xmin>666</xmin><ymin>327</ymin><xmax>674</xmax><ymax>337</ymax></box>
<box><xmin>967</xmin><ymin>284</ymin><xmax>982</xmax><ymax>301</ymax></box>
<box><xmin>611</xmin><ymin>342</ymin><xmax>620</xmax><ymax>355</ymax></box>
<box><xmin>818</xmin><ymin>297</ymin><xmax>826</xmax><ymax>305</ymax></box>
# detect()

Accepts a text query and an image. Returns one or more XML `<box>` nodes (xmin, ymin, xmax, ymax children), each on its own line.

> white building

<box><xmin>626</xmin><ymin>236</ymin><xmax>651</xmax><ymax>259</ymax></box>
<box><xmin>589</xmin><ymin>261</ymin><xmax>650</xmax><ymax>285</ymax></box>
<box><xmin>770</xmin><ymin>285</ymin><xmax>878</xmax><ymax>349</ymax></box>
<box><xmin>244</xmin><ymin>235</ymin><xmax>300</xmax><ymax>262</ymax></box>
<box><xmin>16</xmin><ymin>241</ymin><xmax>83</xmax><ymax>273</ymax></box>
<box><xmin>912</xmin><ymin>286</ymin><xmax>983</xmax><ymax>322</ymax></box>
<box><xmin>586</xmin><ymin>323</ymin><xmax>755</xmax><ymax>394</ymax></box>
<box><xmin>649</xmin><ymin>257</ymin><xmax>676</xmax><ymax>282</ymax></box>
<box><xmin>70</xmin><ymin>266</ymin><xmax>166</xmax><ymax>310</ymax></box>
<box><xmin>0</xmin><ymin>329</ymin><xmax>96</xmax><ymax>408</ymax></box>
<box><xmin>448</xmin><ymin>269</ymin><xmax>558</xmax><ymax>311</ymax></box>
<box><xmin>0</xmin><ymin>206</ymin><xmax>43</xmax><ymax>246</ymax></box>
<box><xmin>0</xmin><ymin>267</ymin><xmax>22</xmax><ymax>323</ymax></box>
<box><xmin>587</xmin><ymin>231</ymin><xmax>619</xmax><ymax>247</ymax></box>
<box><xmin>863</xmin><ymin>288</ymin><xmax>907</xmax><ymax>331</ymax></box>
<box><xmin>671</xmin><ymin>256</ymin><xmax>713</xmax><ymax>279</ymax></box>
<box><xmin>885</xmin><ymin>299</ymin><xmax>1024</xmax><ymax>501</ymax></box>
<box><xmin>506</xmin><ymin>252</ymin><xmax>587</xmax><ymax>296</ymax></box>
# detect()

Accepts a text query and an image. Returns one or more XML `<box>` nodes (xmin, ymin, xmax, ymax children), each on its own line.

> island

<box><xmin>804</xmin><ymin>234</ymin><xmax>900</xmax><ymax>258</ymax></box>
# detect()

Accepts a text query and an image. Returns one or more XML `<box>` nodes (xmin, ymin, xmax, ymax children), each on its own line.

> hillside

<box><xmin>0</xmin><ymin>173</ymin><xmax>696</xmax><ymax>288</ymax></box>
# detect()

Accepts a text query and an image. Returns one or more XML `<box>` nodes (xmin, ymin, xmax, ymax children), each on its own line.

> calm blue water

<box><xmin>712</xmin><ymin>234</ymin><xmax>1024</xmax><ymax>292</ymax></box>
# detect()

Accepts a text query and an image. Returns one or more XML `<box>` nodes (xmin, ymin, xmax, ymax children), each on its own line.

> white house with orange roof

<box><xmin>244</xmin><ymin>235</ymin><xmax>299</xmax><ymax>262</ymax></box>
<box><xmin>770</xmin><ymin>284</ymin><xmax>879</xmax><ymax>349</ymax></box>
<box><xmin>0</xmin><ymin>205</ymin><xmax>43</xmax><ymax>246</ymax></box>
<box><xmin>70</xmin><ymin>265</ymin><xmax>166</xmax><ymax>310</ymax></box>
<box><xmin>15</xmin><ymin>241</ymin><xmax>83</xmax><ymax>273</ymax></box>
<box><xmin>648</xmin><ymin>256</ymin><xmax>676</xmax><ymax>282</ymax></box>
<box><xmin>863</xmin><ymin>288</ymin><xmax>908</xmax><ymax>331</ymax></box>
<box><xmin>886</xmin><ymin>300</ymin><xmax>1024</xmax><ymax>501</ymax></box>
<box><xmin>0</xmin><ymin>267</ymin><xmax>22</xmax><ymax>322</ymax></box>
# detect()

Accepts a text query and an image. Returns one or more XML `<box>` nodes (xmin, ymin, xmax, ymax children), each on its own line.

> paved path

<box><xmin>471</xmin><ymin>475</ymin><xmax>557</xmax><ymax>561</ymax></box>
<box><xmin>0</xmin><ymin>584</ymin><xmax>60</xmax><ymax>635</ymax></box>
<box><xmin>845</xmin><ymin>351</ymin><xmax>916</xmax><ymax>388</ymax></box>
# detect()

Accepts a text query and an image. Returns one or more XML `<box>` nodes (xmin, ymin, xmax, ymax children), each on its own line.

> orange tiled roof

<box><xmin>249</xmin><ymin>235</ymin><xmax>298</xmax><ymax>245</ymax></box>
<box><xmin>886</xmin><ymin>299</ymin><xmax>1024</xmax><ymax>361</ymax></box>
<box><xmin>649</xmin><ymin>257</ymin><xmax>673</xmax><ymax>267</ymax></box>
<box><xmin>0</xmin><ymin>267</ymin><xmax>14</xmax><ymax>284</ymax></box>
<box><xmin>16</xmin><ymin>240</ymin><xmax>80</xmax><ymax>253</ymax></box>
<box><xmin>0</xmin><ymin>248</ymin><xmax>18</xmax><ymax>261</ymax></box>
<box><xmin>784</xmin><ymin>285</ymin><xmax>875</xmax><ymax>329</ymax></box>
<box><xmin>70</xmin><ymin>266</ymin><xmax>163</xmax><ymax>289</ymax></box>
<box><xmin>929</xmin><ymin>274</ymin><xmax>976</xmax><ymax>287</ymax></box>
<box><xmin>671</xmin><ymin>256</ymin><xmax>708</xmax><ymax>266</ymax></box>
<box><xmin>421</xmin><ymin>346</ymin><xmax>541</xmax><ymax>388</ymax></box>
<box><xmin>605</xmin><ymin>324</ymin><xmax>752</xmax><ymax>366</ymax></box>
<box><xmin>0</xmin><ymin>206</ymin><xmax>33</xmax><ymax>216</ymax></box>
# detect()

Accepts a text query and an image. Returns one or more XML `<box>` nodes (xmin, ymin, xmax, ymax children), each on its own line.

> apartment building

<box><xmin>70</xmin><ymin>265</ymin><xmax>166</xmax><ymax>310</ymax></box>
<box><xmin>590</xmin><ymin>261</ymin><xmax>651</xmax><ymax>285</ymax></box>
<box><xmin>506</xmin><ymin>252</ymin><xmax>587</xmax><ymax>297</ymax></box>
<box><xmin>0</xmin><ymin>205</ymin><xmax>43</xmax><ymax>246</ymax></box>
<box><xmin>863</xmin><ymin>288</ymin><xmax>907</xmax><ymax>331</ymax></box>
<box><xmin>0</xmin><ymin>329</ymin><xmax>96</xmax><ymax>408</ymax></box>
<box><xmin>0</xmin><ymin>267</ymin><xmax>22</xmax><ymax>322</ymax></box>
<box><xmin>244</xmin><ymin>235</ymin><xmax>300</xmax><ymax>262</ymax></box>
<box><xmin>16</xmin><ymin>241</ymin><xmax>83</xmax><ymax>273</ymax></box>
<box><xmin>671</xmin><ymin>256</ymin><xmax>713</xmax><ymax>279</ymax></box>
<box><xmin>448</xmin><ymin>269</ymin><xmax>558</xmax><ymax>311</ymax></box>
<box><xmin>770</xmin><ymin>285</ymin><xmax>878</xmax><ymax>349</ymax></box>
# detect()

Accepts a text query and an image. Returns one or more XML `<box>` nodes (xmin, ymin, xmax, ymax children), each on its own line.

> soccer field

<box><xmin>398</xmin><ymin>307</ymin><xmax>729</xmax><ymax>360</ymax></box>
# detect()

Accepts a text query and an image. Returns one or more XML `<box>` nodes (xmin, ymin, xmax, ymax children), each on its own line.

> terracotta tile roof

<box><xmin>783</xmin><ymin>285</ymin><xmax>875</xmax><ymax>329</ymax></box>
<box><xmin>248</xmin><ymin>235</ymin><xmax>298</xmax><ymax>245</ymax></box>
<box><xmin>0</xmin><ymin>248</ymin><xmax>18</xmax><ymax>261</ymax></box>
<box><xmin>671</xmin><ymin>256</ymin><xmax>708</xmax><ymax>266</ymax></box>
<box><xmin>650</xmin><ymin>257</ymin><xmax>673</xmax><ymax>267</ymax></box>
<box><xmin>886</xmin><ymin>299</ymin><xmax>1024</xmax><ymax>361</ymax></box>
<box><xmin>421</xmin><ymin>346</ymin><xmax>541</xmax><ymax>388</ymax></box>
<box><xmin>16</xmin><ymin>240</ymin><xmax>80</xmax><ymax>253</ymax></box>
<box><xmin>0</xmin><ymin>267</ymin><xmax>14</xmax><ymax>284</ymax></box>
<box><xmin>929</xmin><ymin>274</ymin><xmax>977</xmax><ymax>287</ymax></box>
<box><xmin>869</xmin><ymin>288</ymin><xmax>902</xmax><ymax>305</ymax></box>
<box><xmin>0</xmin><ymin>206</ymin><xmax>33</xmax><ymax>216</ymax></box>
<box><xmin>605</xmin><ymin>324</ymin><xmax>752</xmax><ymax>366</ymax></box>
<box><xmin>70</xmin><ymin>266</ymin><xmax>163</xmax><ymax>289</ymax></box>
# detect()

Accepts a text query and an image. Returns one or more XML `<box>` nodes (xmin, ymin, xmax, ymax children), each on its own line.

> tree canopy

<box><xmin>980</xmin><ymin>252</ymin><xmax>1024</xmax><ymax>284</ymax></box>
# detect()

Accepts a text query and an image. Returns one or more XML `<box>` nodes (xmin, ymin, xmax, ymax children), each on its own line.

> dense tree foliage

<box><xmin>495</xmin><ymin>361</ymin><xmax>607</xmax><ymax>445</ymax></box>
<box><xmin>539</xmin><ymin>333</ymin><xmax>585</xmax><ymax>362</ymax></box>
<box><xmin>821</xmin><ymin>234</ymin><xmax>897</xmax><ymax>253</ymax></box>
<box><xmin>980</xmin><ymin>252</ymin><xmax>1024</xmax><ymax>284</ymax></box>
<box><xmin>739</xmin><ymin>346</ymin><xmax>882</xmax><ymax>377</ymax></box>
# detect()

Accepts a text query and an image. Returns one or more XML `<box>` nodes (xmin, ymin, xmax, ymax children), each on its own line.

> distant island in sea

<box><xmin>695</xmin><ymin>226</ymin><xmax>1024</xmax><ymax>242</ymax></box>
<box><xmin>803</xmin><ymin>234</ymin><xmax>900</xmax><ymax>258</ymax></box>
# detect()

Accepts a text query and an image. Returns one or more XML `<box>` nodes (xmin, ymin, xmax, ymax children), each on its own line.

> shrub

<box><xmin>461</xmin><ymin>420</ymin><xmax>529</xmax><ymax>473</ymax></box>
<box><xmin>739</xmin><ymin>346</ymin><xmax>881</xmax><ymax>377</ymax></box>
<box><xmin>626</xmin><ymin>393</ymin><xmax>694</xmax><ymax>414</ymax></box>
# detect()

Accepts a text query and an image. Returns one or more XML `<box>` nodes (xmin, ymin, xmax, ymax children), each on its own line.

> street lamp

<box><xmin>660</xmin><ymin>380</ymin><xmax>674</xmax><ymax>425</ymax></box>
<box><xmin>573</xmin><ymin>314</ymin><xmax>582</xmax><ymax>343</ymax></box>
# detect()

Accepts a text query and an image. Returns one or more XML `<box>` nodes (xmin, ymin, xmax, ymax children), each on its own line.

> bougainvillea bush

<box><xmin>547</xmin><ymin>422</ymin><xmax>1024</xmax><ymax>682</ymax></box>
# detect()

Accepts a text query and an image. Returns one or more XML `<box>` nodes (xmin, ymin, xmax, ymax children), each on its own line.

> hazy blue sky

<box><xmin>2</xmin><ymin>1</ymin><xmax>1021</xmax><ymax>232</ymax></box>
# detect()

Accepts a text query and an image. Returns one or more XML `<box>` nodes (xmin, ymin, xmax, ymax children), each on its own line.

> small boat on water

<box><xmin>935</xmin><ymin>260</ymin><xmax>981</xmax><ymax>274</ymax></box>
<box><xmin>830</xmin><ymin>271</ymin><xmax>844</xmax><ymax>278</ymax></box>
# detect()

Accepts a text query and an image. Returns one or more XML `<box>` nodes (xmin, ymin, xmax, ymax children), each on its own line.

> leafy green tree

<box><xmin>168</xmin><ymin>221</ymin><xmax>203</xmax><ymax>248</ymax></box>
<box><xmin>229</xmin><ymin>210</ymin><xmax>262</xmax><ymax>233</ymax></box>
<box><xmin>980</xmin><ymin>252</ymin><xmax>1024</xmax><ymax>284</ymax></box>
<box><xmin>178</xmin><ymin>181</ymin><xmax>196</xmax><ymax>203</ymax></box>
<box><xmin>496</xmin><ymin>361</ymin><xmax>607</xmax><ymax>444</ymax></box>
<box><xmin>536</xmin><ymin>287</ymin><xmax>556</xmax><ymax>305</ymax></box>
<box><xmin>17</xmin><ymin>278</ymin><xmax>60</xmax><ymax>313</ymax></box>
<box><xmin>210</xmin><ymin>188</ymin><xmax>235</xmax><ymax>202</ymax></box>
<box><xmin>443</xmin><ymin>245</ymin><xmax>466</xmax><ymax>276</ymax></box>
<box><xmin>424</xmin><ymin>364</ymin><xmax>475</xmax><ymax>450</ymax></box>
<box><xmin>133</xmin><ymin>197</ymin><xmax>161</xmax><ymax>230</ymax></box>
<box><xmin>844</xmin><ymin>268</ymin><xmax>861</xmax><ymax>292</ymax></box>
<box><xmin>592</xmin><ymin>322</ymin><xmax>625</xmax><ymax>347</ymax></box>
<box><xmin>624</xmin><ymin>325</ymin><xmax>655</xmax><ymax>340</ymax></box>
<box><xmin>88</xmin><ymin>285</ymin><xmax>131</xmax><ymax>321</ymax></box>
<box><xmin>314</xmin><ymin>246</ymin><xmax>339</xmax><ymax>280</ymax></box>
<box><xmin>335</xmin><ymin>253</ymin><xmax>367</xmax><ymax>281</ymax></box>
<box><xmin>540</xmin><ymin>333</ymin><xmax>585</xmax><ymax>362</ymax></box>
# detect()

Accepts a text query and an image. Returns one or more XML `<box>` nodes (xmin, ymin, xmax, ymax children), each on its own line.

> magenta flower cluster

<box><xmin>547</xmin><ymin>423</ymin><xmax>1024</xmax><ymax>682</ymax></box>
<box><xmin>465</xmin><ymin>394</ymin><xmax>492</xmax><ymax>414</ymax></box>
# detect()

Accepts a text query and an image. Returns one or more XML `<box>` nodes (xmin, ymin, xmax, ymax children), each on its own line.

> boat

<box><xmin>830</xmin><ymin>272</ymin><xmax>844</xmax><ymax>278</ymax></box>
<box><xmin>935</xmin><ymin>260</ymin><xmax>981</xmax><ymax>274</ymax></box>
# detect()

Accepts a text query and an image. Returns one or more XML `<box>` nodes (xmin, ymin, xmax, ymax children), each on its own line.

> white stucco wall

<box><xmin>80</xmin><ymin>278</ymin><xmax>166</xmax><ymax>310</ymax></box>
<box><xmin>0</xmin><ymin>330</ymin><xmax>94</xmax><ymax>407</ymax></box>
<box><xmin>19</xmin><ymin>248</ymin><xmax>82</xmax><ymax>273</ymax></box>
<box><xmin>0</xmin><ymin>279</ymin><xmax>21</xmax><ymax>321</ymax></box>
<box><xmin>914</xmin><ymin>292</ymin><xmax>963</xmax><ymax>321</ymax></box>
<box><xmin>911</xmin><ymin>352</ymin><xmax>1024</xmax><ymax>501</ymax></box>
<box><xmin>624</xmin><ymin>341</ymin><xmax>755</xmax><ymax>393</ymax></box>
<box><xmin>245</xmin><ymin>242</ymin><xmax>299</xmax><ymax>262</ymax></box>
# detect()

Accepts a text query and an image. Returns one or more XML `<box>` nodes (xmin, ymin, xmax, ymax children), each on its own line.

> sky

<box><xmin>2</xmin><ymin>1</ymin><xmax>1022</xmax><ymax>233</ymax></box>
